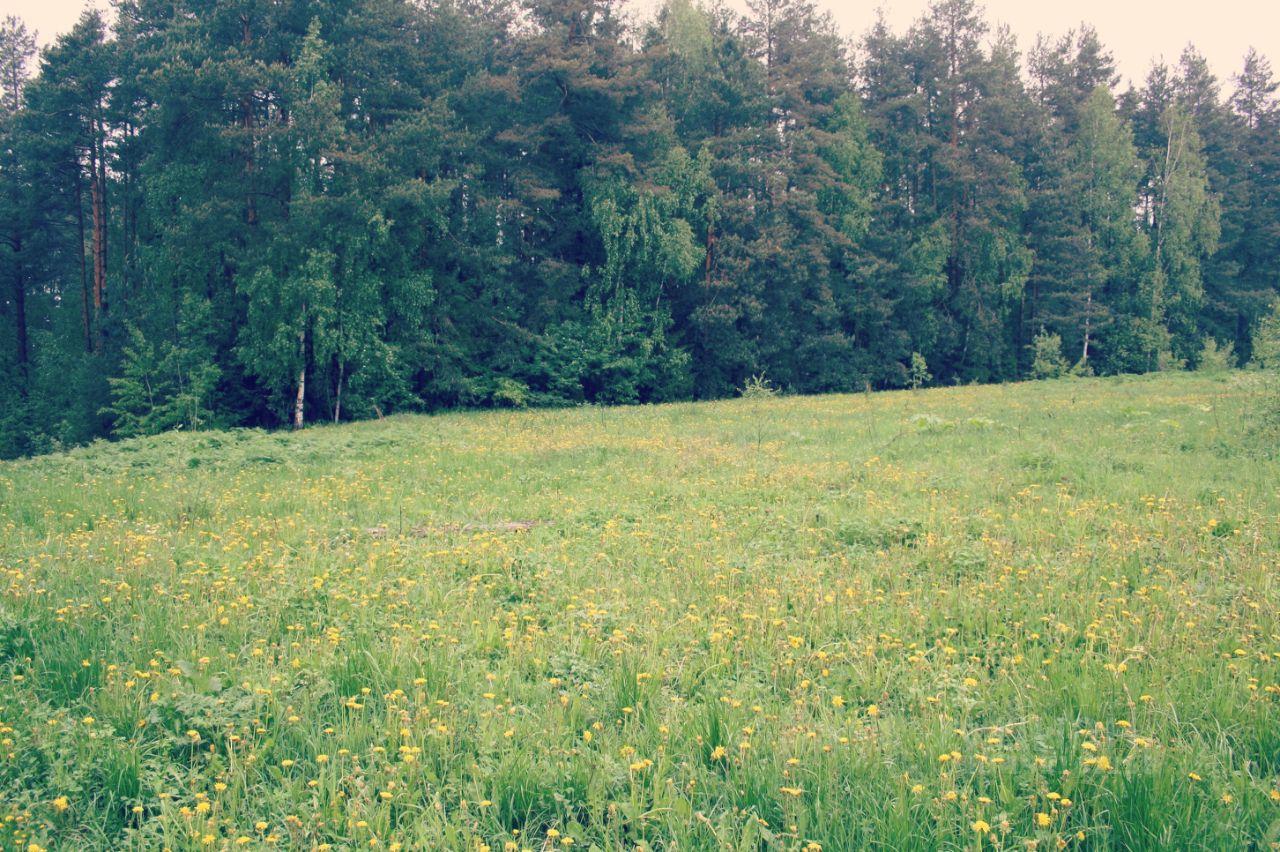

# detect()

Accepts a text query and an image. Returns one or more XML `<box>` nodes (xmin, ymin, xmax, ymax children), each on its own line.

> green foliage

<box><xmin>1030</xmin><ymin>329</ymin><xmax>1069</xmax><ymax>379</ymax></box>
<box><xmin>237</xmin><ymin>250</ymin><xmax>338</xmax><ymax>422</ymax></box>
<box><xmin>1145</xmin><ymin>106</ymin><xmax>1222</xmax><ymax>364</ymax></box>
<box><xmin>1196</xmin><ymin>336</ymin><xmax>1235</xmax><ymax>372</ymax></box>
<box><xmin>908</xmin><ymin>353</ymin><xmax>931</xmax><ymax>390</ymax></box>
<box><xmin>103</xmin><ymin>311</ymin><xmax>220</xmax><ymax>438</ymax></box>
<box><xmin>1249</xmin><ymin>301</ymin><xmax>1280</xmax><ymax>370</ymax></box>
<box><xmin>1245</xmin><ymin>302</ymin><xmax>1280</xmax><ymax>449</ymax></box>
<box><xmin>548</xmin><ymin>306</ymin><xmax>692</xmax><ymax>406</ymax></box>
<box><xmin>490</xmin><ymin>377</ymin><xmax>531</xmax><ymax>408</ymax></box>
<box><xmin>0</xmin><ymin>0</ymin><xmax>1277</xmax><ymax>456</ymax></box>
<box><xmin>738</xmin><ymin>373</ymin><xmax>777</xmax><ymax>400</ymax></box>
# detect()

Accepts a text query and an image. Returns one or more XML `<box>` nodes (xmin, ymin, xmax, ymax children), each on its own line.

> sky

<box><xmin>7</xmin><ymin>0</ymin><xmax>1278</xmax><ymax>92</ymax></box>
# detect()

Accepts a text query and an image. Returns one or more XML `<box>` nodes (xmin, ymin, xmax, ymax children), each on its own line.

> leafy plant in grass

<box><xmin>1242</xmin><ymin>307</ymin><xmax>1280</xmax><ymax>450</ymax></box>
<box><xmin>908</xmin><ymin>352</ymin><xmax>931</xmax><ymax>390</ymax></box>
<box><xmin>740</xmin><ymin>373</ymin><xmax>778</xmax><ymax>450</ymax></box>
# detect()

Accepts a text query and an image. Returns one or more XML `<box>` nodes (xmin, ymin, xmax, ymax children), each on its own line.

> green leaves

<box><xmin>103</xmin><ymin>300</ymin><xmax>221</xmax><ymax>438</ymax></box>
<box><xmin>1</xmin><ymin>0</ymin><xmax>1279</xmax><ymax>455</ymax></box>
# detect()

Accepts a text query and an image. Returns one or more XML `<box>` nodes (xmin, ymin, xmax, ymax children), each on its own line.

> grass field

<box><xmin>1</xmin><ymin>372</ymin><xmax>1278</xmax><ymax>850</ymax></box>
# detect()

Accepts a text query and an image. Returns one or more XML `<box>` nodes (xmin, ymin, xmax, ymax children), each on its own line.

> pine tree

<box><xmin>1221</xmin><ymin>50</ymin><xmax>1280</xmax><ymax>361</ymax></box>
<box><xmin>0</xmin><ymin>16</ymin><xmax>36</xmax><ymax>394</ymax></box>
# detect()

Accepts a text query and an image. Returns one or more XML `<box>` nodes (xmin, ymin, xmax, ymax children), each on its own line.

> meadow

<box><xmin>0</xmin><ymin>372</ymin><xmax>1278</xmax><ymax>850</ymax></box>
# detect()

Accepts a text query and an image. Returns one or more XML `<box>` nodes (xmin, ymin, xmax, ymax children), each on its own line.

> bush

<box><xmin>1196</xmin><ymin>337</ymin><xmax>1235</xmax><ymax>373</ymax></box>
<box><xmin>1249</xmin><ymin>301</ymin><xmax>1280</xmax><ymax>370</ymax></box>
<box><xmin>1029</xmin><ymin>329</ymin><xmax>1067</xmax><ymax>379</ymax></box>
<box><xmin>739</xmin><ymin>373</ymin><xmax>778</xmax><ymax>400</ymax></box>
<box><xmin>102</xmin><ymin>324</ymin><xmax>220</xmax><ymax>437</ymax></box>
<box><xmin>908</xmin><ymin>352</ymin><xmax>931</xmax><ymax>390</ymax></box>
<box><xmin>491</xmin><ymin>377</ymin><xmax>531</xmax><ymax>408</ymax></box>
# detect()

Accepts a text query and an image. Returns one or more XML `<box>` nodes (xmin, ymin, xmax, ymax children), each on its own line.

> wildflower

<box><xmin>51</xmin><ymin>796</ymin><xmax>69</xmax><ymax>813</ymax></box>
<box><xmin>972</xmin><ymin>820</ymin><xmax>991</xmax><ymax>834</ymax></box>
<box><xmin>1036</xmin><ymin>812</ymin><xmax>1051</xmax><ymax>827</ymax></box>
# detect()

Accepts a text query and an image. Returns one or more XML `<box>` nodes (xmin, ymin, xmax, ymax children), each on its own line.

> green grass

<box><xmin>0</xmin><ymin>371</ymin><xmax>1278</xmax><ymax>850</ymax></box>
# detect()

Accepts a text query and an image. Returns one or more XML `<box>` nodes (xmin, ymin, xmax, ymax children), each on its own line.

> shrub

<box><xmin>1196</xmin><ymin>337</ymin><xmax>1235</xmax><ymax>373</ymax></box>
<box><xmin>908</xmin><ymin>352</ymin><xmax>931</xmax><ymax>390</ymax></box>
<box><xmin>1029</xmin><ymin>329</ymin><xmax>1068</xmax><ymax>379</ymax></box>
<box><xmin>1249</xmin><ymin>301</ymin><xmax>1280</xmax><ymax>370</ymax></box>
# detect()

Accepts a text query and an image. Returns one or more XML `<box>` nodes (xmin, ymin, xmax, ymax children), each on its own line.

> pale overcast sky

<box><xmin>7</xmin><ymin>0</ymin><xmax>1278</xmax><ymax>91</ymax></box>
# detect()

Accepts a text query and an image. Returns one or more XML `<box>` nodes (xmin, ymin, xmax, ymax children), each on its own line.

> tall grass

<box><xmin>0</xmin><ymin>372</ymin><xmax>1276</xmax><ymax>849</ymax></box>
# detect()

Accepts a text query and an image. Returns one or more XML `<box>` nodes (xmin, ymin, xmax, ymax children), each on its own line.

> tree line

<box><xmin>0</xmin><ymin>0</ymin><xmax>1277</xmax><ymax>455</ymax></box>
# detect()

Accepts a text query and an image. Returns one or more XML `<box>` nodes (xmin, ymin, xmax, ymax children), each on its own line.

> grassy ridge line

<box><xmin>0</xmin><ymin>372</ymin><xmax>1277</xmax><ymax>850</ymax></box>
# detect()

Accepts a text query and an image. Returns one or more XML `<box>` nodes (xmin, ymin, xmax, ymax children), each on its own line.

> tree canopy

<box><xmin>1</xmin><ymin>0</ymin><xmax>1277</xmax><ymax>454</ymax></box>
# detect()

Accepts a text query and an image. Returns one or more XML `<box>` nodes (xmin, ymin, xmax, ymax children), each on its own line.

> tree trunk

<box><xmin>90</xmin><ymin>119</ymin><xmax>108</xmax><ymax>342</ymax></box>
<box><xmin>704</xmin><ymin>220</ymin><xmax>714</xmax><ymax>288</ymax></box>
<box><xmin>4</xmin><ymin>136</ymin><xmax>28</xmax><ymax>392</ymax></box>
<box><xmin>240</xmin><ymin>12</ymin><xmax>257</xmax><ymax>226</ymax></box>
<box><xmin>333</xmin><ymin>359</ymin><xmax>344</xmax><ymax>423</ymax></box>
<box><xmin>11</xmin><ymin>234</ymin><xmax>27</xmax><ymax>394</ymax></box>
<box><xmin>1151</xmin><ymin>121</ymin><xmax>1183</xmax><ymax>323</ymax></box>
<box><xmin>293</xmin><ymin>364</ymin><xmax>306</xmax><ymax>430</ymax></box>
<box><xmin>293</xmin><ymin>309</ymin><xmax>306</xmax><ymax>430</ymax></box>
<box><xmin>77</xmin><ymin>172</ymin><xmax>92</xmax><ymax>352</ymax></box>
<box><xmin>1081</xmin><ymin>289</ymin><xmax>1092</xmax><ymax>365</ymax></box>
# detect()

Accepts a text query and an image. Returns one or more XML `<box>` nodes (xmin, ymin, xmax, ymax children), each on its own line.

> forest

<box><xmin>0</xmin><ymin>0</ymin><xmax>1277</xmax><ymax>455</ymax></box>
